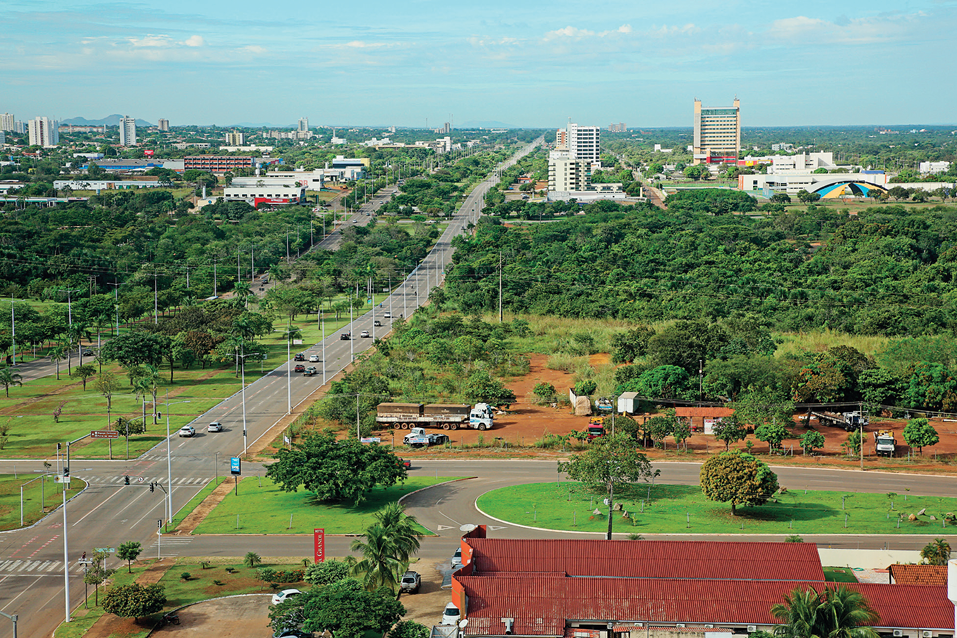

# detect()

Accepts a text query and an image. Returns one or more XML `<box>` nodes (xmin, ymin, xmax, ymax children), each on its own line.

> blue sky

<box><xmin>3</xmin><ymin>0</ymin><xmax>956</xmax><ymax>128</ymax></box>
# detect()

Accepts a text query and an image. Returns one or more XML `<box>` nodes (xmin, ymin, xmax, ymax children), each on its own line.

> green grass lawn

<box><xmin>477</xmin><ymin>482</ymin><xmax>957</xmax><ymax>536</ymax></box>
<box><xmin>0</xmin><ymin>288</ymin><xmax>399</xmax><ymax>460</ymax></box>
<box><xmin>822</xmin><ymin>566</ymin><xmax>859</xmax><ymax>583</ymax></box>
<box><xmin>53</xmin><ymin>556</ymin><xmax>307</xmax><ymax>638</ymax></box>
<box><xmin>191</xmin><ymin>476</ymin><xmax>461</xmax><ymax>535</ymax></box>
<box><xmin>0</xmin><ymin>474</ymin><xmax>82</xmax><ymax>530</ymax></box>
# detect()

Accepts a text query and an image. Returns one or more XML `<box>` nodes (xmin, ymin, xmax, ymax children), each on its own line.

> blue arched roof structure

<box><xmin>811</xmin><ymin>181</ymin><xmax>888</xmax><ymax>198</ymax></box>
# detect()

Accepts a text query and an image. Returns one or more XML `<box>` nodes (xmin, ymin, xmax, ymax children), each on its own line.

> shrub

<box><xmin>180</xmin><ymin>572</ymin><xmax>191</xmax><ymax>581</ymax></box>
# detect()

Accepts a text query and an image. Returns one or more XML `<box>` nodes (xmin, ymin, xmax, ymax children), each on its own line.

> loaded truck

<box><xmin>874</xmin><ymin>429</ymin><xmax>896</xmax><ymax>456</ymax></box>
<box><xmin>376</xmin><ymin>403</ymin><xmax>494</xmax><ymax>431</ymax></box>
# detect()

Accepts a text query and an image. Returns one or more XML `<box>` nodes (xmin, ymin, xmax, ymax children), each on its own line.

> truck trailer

<box><xmin>375</xmin><ymin>402</ymin><xmax>494</xmax><ymax>430</ymax></box>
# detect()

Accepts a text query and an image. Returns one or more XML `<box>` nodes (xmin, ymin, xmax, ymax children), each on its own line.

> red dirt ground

<box><xmin>383</xmin><ymin>354</ymin><xmax>957</xmax><ymax>474</ymax></box>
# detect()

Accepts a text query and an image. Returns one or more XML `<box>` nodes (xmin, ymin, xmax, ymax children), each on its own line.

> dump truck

<box><xmin>587</xmin><ymin>416</ymin><xmax>605</xmax><ymax>441</ymax></box>
<box><xmin>874</xmin><ymin>429</ymin><xmax>896</xmax><ymax>456</ymax></box>
<box><xmin>375</xmin><ymin>402</ymin><xmax>494</xmax><ymax>430</ymax></box>
<box><xmin>811</xmin><ymin>410</ymin><xmax>868</xmax><ymax>432</ymax></box>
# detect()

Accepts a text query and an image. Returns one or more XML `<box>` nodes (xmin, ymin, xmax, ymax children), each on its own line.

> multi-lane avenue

<box><xmin>0</xmin><ymin>139</ymin><xmax>542</xmax><ymax>638</ymax></box>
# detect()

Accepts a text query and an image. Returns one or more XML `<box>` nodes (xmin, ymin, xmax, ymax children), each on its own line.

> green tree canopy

<box><xmin>102</xmin><ymin>583</ymin><xmax>166</xmax><ymax>622</ymax></box>
<box><xmin>300</xmin><ymin>579</ymin><xmax>405</xmax><ymax>638</ymax></box>
<box><xmin>266</xmin><ymin>430</ymin><xmax>407</xmax><ymax>505</ymax></box>
<box><xmin>700</xmin><ymin>450</ymin><xmax>779</xmax><ymax>515</ymax></box>
<box><xmin>902</xmin><ymin>418</ymin><xmax>939</xmax><ymax>455</ymax></box>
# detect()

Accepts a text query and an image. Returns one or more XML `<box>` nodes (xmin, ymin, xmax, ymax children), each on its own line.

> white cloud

<box><xmin>242</xmin><ymin>45</ymin><xmax>266</xmax><ymax>54</ymax></box>
<box><xmin>127</xmin><ymin>34</ymin><xmax>174</xmax><ymax>48</ymax></box>
<box><xmin>184</xmin><ymin>35</ymin><xmax>205</xmax><ymax>47</ymax></box>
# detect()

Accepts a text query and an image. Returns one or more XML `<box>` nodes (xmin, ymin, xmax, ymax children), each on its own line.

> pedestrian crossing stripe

<box><xmin>0</xmin><ymin>559</ymin><xmax>87</xmax><ymax>574</ymax></box>
<box><xmin>75</xmin><ymin>476</ymin><xmax>210</xmax><ymax>486</ymax></box>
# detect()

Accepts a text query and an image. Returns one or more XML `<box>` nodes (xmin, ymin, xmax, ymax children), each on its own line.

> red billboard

<box><xmin>144</xmin><ymin>149</ymin><xmax>154</xmax><ymax>157</ymax></box>
<box><xmin>314</xmin><ymin>528</ymin><xmax>325</xmax><ymax>563</ymax></box>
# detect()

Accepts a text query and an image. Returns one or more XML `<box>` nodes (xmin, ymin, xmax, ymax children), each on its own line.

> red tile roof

<box><xmin>674</xmin><ymin>408</ymin><xmax>735</xmax><ymax>418</ymax></box>
<box><xmin>458</xmin><ymin>578</ymin><xmax>953</xmax><ymax>636</ymax></box>
<box><xmin>467</xmin><ymin>539</ymin><xmax>825</xmax><ymax>582</ymax></box>
<box><xmin>888</xmin><ymin>564</ymin><xmax>948</xmax><ymax>586</ymax></box>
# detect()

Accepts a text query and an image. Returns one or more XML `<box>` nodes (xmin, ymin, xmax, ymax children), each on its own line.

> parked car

<box><xmin>294</xmin><ymin>364</ymin><xmax>306</xmax><ymax>373</ymax></box>
<box><xmin>441</xmin><ymin>603</ymin><xmax>461</xmax><ymax>626</ymax></box>
<box><xmin>271</xmin><ymin>588</ymin><xmax>301</xmax><ymax>605</ymax></box>
<box><xmin>178</xmin><ymin>425</ymin><xmax>195</xmax><ymax>437</ymax></box>
<box><xmin>360</xmin><ymin>330</ymin><xmax>370</xmax><ymax>338</ymax></box>
<box><xmin>400</xmin><ymin>570</ymin><xmax>421</xmax><ymax>593</ymax></box>
<box><xmin>450</xmin><ymin>547</ymin><xmax>462</xmax><ymax>568</ymax></box>
<box><xmin>207</xmin><ymin>422</ymin><xmax>223</xmax><ymax>433</ymax></box>
<box><xmin>304</xmin><ymin>366</ymin><xmax>317</xmax><ymax>376</ymax></box>
<box><xmin>294</xmin><ymin>353</ymin><xmax>306</xmax><ymax>362</ymax></box>
<box><xmin>340</xmin><ymin>333</ymin><xmax>351</xmax><ymax>340</ymax></box>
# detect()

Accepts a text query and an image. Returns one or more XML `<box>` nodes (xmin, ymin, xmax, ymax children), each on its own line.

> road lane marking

<box><xmin>71</xmin><ymin>483</ymin><xmax>130</xmax><ymax>526</ymax></box>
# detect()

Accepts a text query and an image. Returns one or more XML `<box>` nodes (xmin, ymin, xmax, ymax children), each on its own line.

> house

<box><xmin>673</xmin><ymin>407</ymin><xmax>735</xmax><ymax>433</ymax></box>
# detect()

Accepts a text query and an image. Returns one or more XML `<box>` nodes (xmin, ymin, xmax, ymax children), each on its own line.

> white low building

<box><xmin>53</xmin><ymin>179</ymin><xmax>162</xmax><ymax>190</ymax></box>
<box><xmin>919</xmin><ymin>161</ymin><xmax>951</xmax><ymax>175</ymax></box>
<box><xmin>262</xmin><ymin>170</ymin><xmax>325</xmax><ymax>190</ymax></box>
<box><xmin>738</xmin><ymin>171</ymin><xmax>887</xmax><ymax>195</ymax></box>
<box><xmin>223</xmin><ymin>184</ymin><xmax>306</xmax><ymax>206</ymax></box>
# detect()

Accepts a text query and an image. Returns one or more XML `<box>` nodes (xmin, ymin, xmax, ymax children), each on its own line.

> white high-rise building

<box><xmin>158</xmin><ymin>118</ymin><xmax>169</xmax><ymax>132</ymax></box>
<box><xmin>693</xmin><ymin>98</ymin><xmax>740</xmax><ymax>165</ymax></box>
<box><xmin>567</xmin><ymin>123</ymin><xmax>600</xmax><ymax>164</ymax></box>
<box><xmin>119</xmin><ymin>116</ymin><xmax>136</xmax><ymax>146</ymax></box>
<box><xmin>0</xmin><ymin>113</ymin><xmax>14</xmax><ymax>131</ymax></box>
<box><xmin>298</xmin><ymin>117</ymin><xmax>309</xmax><ymax>132</ymax></box>
<box><xmin>225</xmin><ymin>131</ymin><xmax>245</xmax><ymax>145</ymax></box>
<box><xmin>28</xmin><ymin>116</ymin><xmax>59</xmax><ymax>146</ymax></box>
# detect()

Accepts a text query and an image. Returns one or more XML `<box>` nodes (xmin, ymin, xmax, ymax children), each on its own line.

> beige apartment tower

<box><xmin>693</xmin><ymin>98</ymin><xmax>740</xmax><ymax>164</ymax></box>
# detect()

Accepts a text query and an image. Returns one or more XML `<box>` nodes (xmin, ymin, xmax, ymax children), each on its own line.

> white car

<box><xmin>178</xmin><ymin>425</ymin><xmax>195</xmax><ymax>437</ymax></box>
<box><xmin>451</xmin><ymin>547</ymin><xmax>462</xmax><ymax>568</ymax></box>
<box><xmin>360</xmin><ymin>330</ymin><xmax>370</xmax><ymax>338</ymax></box>
<box><xmin>208</xmin><ymin>422</ymin><xmax>223</xmax><ymax>432</ymax></box>
<box><xmin>271</xmin><ymin>588</ymin><xmax>301</xmax><ymax>605</ymax></box>
<box><xmin>384</xmin><ymin>312</ymin><xmax>392</xmax><ymax>318</ymax></box>
<box><xmin>309</xmin><ymin>354</ymin><xmax>320</xmax><ymax>363</ymax></box>
<box><xmin>441</xmin><ymin>603</ymin><xmax>461</xmax><ymax>626</ymax></box>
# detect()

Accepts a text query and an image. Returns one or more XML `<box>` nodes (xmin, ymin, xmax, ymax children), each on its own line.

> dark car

<box><xmin>294</xmin><ymin>364</ymin><xmax>306</xmax><ymax>373</ymax></box>
<box><xmin>340</xmin><ymin>333</ymin><xmax>351</xmax><ymax>340</ymax></box>
<box><xmin>294</xmin><ymin>353</ymin><xmax>306</xmax><ymax>362</ymax></box>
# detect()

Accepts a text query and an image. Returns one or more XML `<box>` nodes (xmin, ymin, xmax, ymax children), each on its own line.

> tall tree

<box><xmin>771</xmin><ymin>585</ymin><xmax>879</xmax><ymax>638</ymax></box>
<box><xmin>920</xmin><ymin>538</ymin><xmax>951</xmax><ymax>566</ymax></box>
<box><xmin>559</xmin><ymin>434</ymin><xmax>656</xmax><ymax>539</ymax></box>
<box><xmin>116</xmin><ymin>541</ymin><xmax>142</xmax><ymax>573</ymax></box>
<box><xmin>0</xmin><ymin>368</ymin><xmax>23</xmax><ymax>397</ymax></box>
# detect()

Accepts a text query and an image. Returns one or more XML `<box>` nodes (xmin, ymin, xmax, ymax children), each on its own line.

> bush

<box><xmin>180</xmin><ymin>572</ymin><xmax>191</xmax><ymax>581</ymax></box>
<box><xmin>533</xmin><ymin>382</ymin><xmax>556</xmax><ymax>403</ymax></box>
<box><xmin>305</xmin><ymin>559</ymin><xmax>350</xmax><ymax>586</ymax></box>
<box><xmin>574</xmin><ymin>379</ymin><xmax>597</xmax><ymax>396</ymax></box>
<box><xmin>391</xmin><ymin>621</ymin><xmax>431</xmax><ymax>638</ymax></box>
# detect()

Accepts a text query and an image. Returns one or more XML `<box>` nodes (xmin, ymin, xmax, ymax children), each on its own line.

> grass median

<box><xmin>0</xmin><ymin>474</ymin><xmax>83</xmax><ymax>530</ymax></box>
<box><xmin>477</xmin><ymin>482</ymin><xmax>957</xmax><ymax>536</ymax></box>
<box><xmin>191</xmin><ymin>475</ymin><xmax>462</xmax><ymax>535</ymax></box>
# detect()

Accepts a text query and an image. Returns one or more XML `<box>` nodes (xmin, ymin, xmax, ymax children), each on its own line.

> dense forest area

<box><xmin>446</xmin><ymin>203</ymin><xmax>957</xmax><ymax>336</ymax></box>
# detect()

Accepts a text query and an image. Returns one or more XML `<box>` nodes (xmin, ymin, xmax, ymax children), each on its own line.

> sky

<box><xmin>3</xmin><ymin>0</ymin><xmax>957</xmax><ymax>129</ymax></box>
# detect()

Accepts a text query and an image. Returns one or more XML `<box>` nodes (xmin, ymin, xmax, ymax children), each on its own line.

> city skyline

<box><xmin>3</xmin><ymin>0</ymin><xmax>957</xmax><ymax>129</ymax></box>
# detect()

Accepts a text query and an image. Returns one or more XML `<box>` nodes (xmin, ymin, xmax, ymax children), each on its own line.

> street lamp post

<box><xmin>165</xmin><ymin>393</ymin><xmax>191</xmax><ymax>531</ymax></box>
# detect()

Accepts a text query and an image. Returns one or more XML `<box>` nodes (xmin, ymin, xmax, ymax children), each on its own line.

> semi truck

<box><xmin>375</xmin><ymin>402</ymin><xmax>494</xmax><ymax>431</ymax></box>
<box><xmin>874</xmin><ymin>429</ymin><xmax>896</xmax><ymax>456</ymax></box>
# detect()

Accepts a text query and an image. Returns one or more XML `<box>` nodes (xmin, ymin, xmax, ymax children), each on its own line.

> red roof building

<box><xmin>450</xmin><ymin>528</ymin><xmax>955</xmax><ymax>638</ymax></box>
<box><xmin>889</xmin><ymin>564</ymin><xmax>949</xmax><ymax>587</ymax></box>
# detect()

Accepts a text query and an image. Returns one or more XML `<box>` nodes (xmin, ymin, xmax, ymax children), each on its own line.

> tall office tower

<box><xmin>298</xmin><ymin>117</ymin><xmax>309</xmax><ymax>132</ymax></box>
<box><xmin>28</xmin><ymin>116</ymin><xmax>59</xmax><ymax>146</ymax></box>
<box><xmin>556</xmin><ymin>128</ymin><xmax>567</xmax><ymax>147</ymax></box>
<box><xmin>692</xmin><ymin>98</ymin><xmax>740</xmax><ymax>165</ymax></box>
<box><xmin>567</xmin><ymin>123</ymin><xmax>600</xmax><ymax>163</ymax></box>
<box><xmin>225</xmin><ymin>131</ymin><xmax>245</xmax><ymax>145</ymax></box>
<box><xmin>158</xmin><ymin>119</ymin><xmax>170</xmax><ymax>132</ymax></box>
<box><xmin>0</xmin><ymin>113</ymin><xmax>14</xmax><ymax>131</ymax></box>
<box><xmin>119</xmin><ymin>116</ymin><xmax>137</xmax><ymax>146</ymax></box>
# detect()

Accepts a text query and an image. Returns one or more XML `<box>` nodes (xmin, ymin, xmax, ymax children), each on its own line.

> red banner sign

<box><xmin>314</xmin><ymin>528</ymin><xmax>325</xmax><ymax>563</ymax></box>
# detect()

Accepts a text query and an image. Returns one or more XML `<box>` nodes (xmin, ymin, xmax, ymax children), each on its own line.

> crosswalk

<box><xmin>0</xmin><ymin>559</ymin><xmax>85</xmax><ymax>575</ymax></box>
<box><xmin>145</xmin><ymin>536</ymin><xmax>192</xmax><ymax>557</ymax></box>
<box><xmin>75</xmin><ymin>475</ymin><xmax>211</xmax><ymax>486</ymax></box>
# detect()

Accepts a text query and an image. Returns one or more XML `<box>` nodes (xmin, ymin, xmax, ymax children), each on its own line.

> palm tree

<box><xmin>233</xmin><ymin>281</ymin><xmax>253</xmax><ymax>309</ymax></box>
<box><xmin>773</xmin><ymin>587</ymin><xmax>825</xmax><ymax>638</ymax></box>
<box><xmin>920</xmin><ymin>538</ymin><xmax>951</xmax><ymax>566</ymax></box>
<box><xmin>772</xmin><ymin>586</ymin><xmax>878</xmax><ymax>638</ymax></box>
<box><xmin>50</xmin><ymin>345</ymin><xmax>67</xmax><ymax>381</ymax></box>
<box><xmin>374</xmin><ymin>501</ymin><xmax>421</xmax><ymax>563</ymax></box>
<box><xmin>0</xmin><ymin>368</ymin><xmax>23</xmax><ymax>397</ymax></box>
<box><xmin>818</xmin><ymin>587</ymin><xmax>879</xmax><ymax>638</ymax></box>
<box><xmin>349</xmin><ymin>524</ymin><xmax>404</xmax><ymax>592</ymax></box>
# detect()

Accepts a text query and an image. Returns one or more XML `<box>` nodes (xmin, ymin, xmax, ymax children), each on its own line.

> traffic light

<box><xmin>124</xmin><ymin>475</ymin><xmax>130</xmax><ymax>485</ymax></box>
<box><xmin>149</xmin><ymin>482</ymin><xmax>154</xmax><ymax>493</ymax></box>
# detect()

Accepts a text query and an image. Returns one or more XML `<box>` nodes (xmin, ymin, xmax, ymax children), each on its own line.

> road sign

<box><xmin>90</xmin><ymin>430</ymin><xmax>119</xmax><ymax>439</ymax></box>
<box><xmin>314</xmin><ymin>528</ymin><xmax>325</xmax><ymax>563</ymax></box>
<box><xmin>54</xmin><ymin>475</ymin><xmax>70</xmax><ymax>483</ymax></box>
<box><xmin>94</xmin><ymin>547</ymin><xmax>116</xmax><ymax>553</ymax></box>
<box><xmin>230</xmin><ymin>457</ymin><xmax>241</xmax><ymax>475</ymax></box>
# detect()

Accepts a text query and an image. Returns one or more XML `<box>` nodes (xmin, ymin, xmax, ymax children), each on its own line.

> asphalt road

<box><xmin>0</xmin><ymin>140</ymin><xmax>543</xmax><ymax>638</ymax></box>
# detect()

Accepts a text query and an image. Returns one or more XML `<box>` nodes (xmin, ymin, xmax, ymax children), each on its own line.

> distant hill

<box><xmin>62</xmin><ymin>114</ymin><xmax>154</xmax><ymax>127</ymax></box>
<box><xmin>459</xmin><ymin>120</ymin><xmax>514</xmax><ymax>129</ymax></box>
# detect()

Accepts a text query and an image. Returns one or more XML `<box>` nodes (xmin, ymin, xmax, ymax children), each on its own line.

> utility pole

<box><xmin>153</xmin><ymin>270</ymin><xmax>158</xmax><ymax>324</ymax></box>
<box><xmin>498</xmin><ymin>251</ymin><xmax>503</xmax><ymax>323</ymax></box>
<box><xmin>213</xmin><ymin>260</ymin><xmax>218</xmax><ymax>297</ymax></box>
